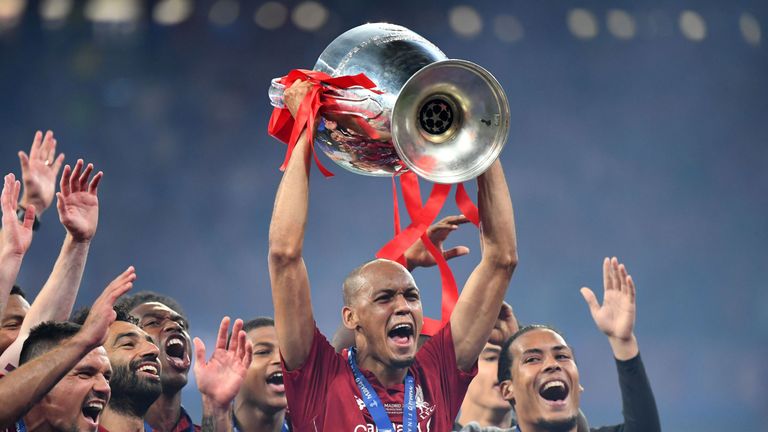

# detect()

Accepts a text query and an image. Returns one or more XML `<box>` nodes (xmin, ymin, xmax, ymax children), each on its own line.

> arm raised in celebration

<box><xmin>450</xmin><ymin>160</ymin><xmax>518</xmax><ymax>371</ymax></box>
<box><xmin>0</xmin><ymin>159</ymin><xmax>102</xmax><ymax>369</ymax></box>
<box><xmin>0</xmin><ymin>174</ymin><xmax>35</xmax><ymax>317</ymax></box>
<box><xmin>268</xmin><ymin>80</ymin><xmax>316</xmax><ymax>370</ymax></box>
<box><xmin>0</xmin><ymin>266</ymin><xmax>134</xmax><ymax>427</ymax></box>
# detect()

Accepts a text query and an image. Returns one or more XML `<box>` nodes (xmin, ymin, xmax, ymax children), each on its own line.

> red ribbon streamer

<box><xmin>377</xmin><ymin>171</ymin><xmax>484</xmax><ymax>336</ymax></box>
<box><xmin>267</xmin><ymin>69</ymin><xmax>382</xmax><ymax>177</ymax></box>
<box><xmin>268</xmin><ymin>69</ymin><xmax>483</xmax><ymax>337</ymax></box>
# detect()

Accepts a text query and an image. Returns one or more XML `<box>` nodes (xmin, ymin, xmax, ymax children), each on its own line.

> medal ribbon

<box><xmin>348</xmin><ymin>347</ymin><xmax>416</xmax><ymax>432</ymax></box>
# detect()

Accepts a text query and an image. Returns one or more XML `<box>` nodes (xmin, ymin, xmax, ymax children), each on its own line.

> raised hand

<box><xmin>19</xmin><ymin>130</ymin><xmax>65</xmax><ymax>216</ymax></box>
<box><xmin>56</xmin><ymin>159</ymin><xmax>102</xmax><ymax>243</ymax></box>
<box><xmin>77</xmin><ymin>266</ymin><xmax>136</xmax><ymax>348</ymax></box>
<box><xmin>404</xmin><ymin>215</ymin><xmax>471</xmax><ymax>270</ymax></box>
<box><xmin>194</xmin><ymin>317</ymin><xmax>253</xmax><ymax>409</ymax></box>
<box><xmin>488</xmin><ymin>301</ymin><xmax>519</xmax><ymax>346</ymax></box>
<box><xmin>283</xmin><ymin>79</ymin><xmax>314</xmax><ymax>118</ymax></box>
<box><xmin>1</xmin><ymin>174</ymin><xmax>35</xmax><ymax>257</ymax></box>
<box><xmin>580</xmin><ymin>257</ymin><xmax>639</xmax><ymax>360</ymax></box>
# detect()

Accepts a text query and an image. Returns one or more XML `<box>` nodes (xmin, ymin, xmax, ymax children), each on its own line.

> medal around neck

<box><xmin>268</xmin><ymin>22</ymin><xmax>510</xmax><ymax>184</ymax></box>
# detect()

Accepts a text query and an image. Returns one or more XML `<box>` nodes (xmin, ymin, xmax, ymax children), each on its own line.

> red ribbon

<box><xmin>377</xmin><ymin>171</ymin><xmax>481</xmax><ymax>336</ymax></box>
<box><xmin>268</xmin><ymin>69</ymin><xmax>483</xmax><ymax>337</ymax></box>
<box><xmin>267</xmin><ymin>69</ymin><xmax>382</xmax><ymax>177</ymax></box>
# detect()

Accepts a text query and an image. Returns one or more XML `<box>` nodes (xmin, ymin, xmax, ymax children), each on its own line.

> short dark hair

<box><xmin>227</xmin><ymin>317</ymin><xmax>275</xmax><ymax>348</ymax></box>
<box><xmin>116</xmin><ymin>291</ymin><xmax>189</xmax><ymax>326</ymax></box>
<box><xmin>70</xmin><ymin>304</ymin><xmax>138</xmax><ymax>326</ymax></box>
<box><xmin>20</xmin><ymin>321</ymin><xmax>82</xmax><ymax>365</ymax></box>
<box><xmin>243</xmin><ymin>317</ymin><xmax>275</xmax><ymax>333</ymax></box>
<box><xmin>10</xmin><ymin>285</ymin><xmax>26</xmax><ymax>299</ymax></box>
<box><xmin>497</xmin><ymin>324</ymin><xmax>567</xmax><ymax>384</ymax></box>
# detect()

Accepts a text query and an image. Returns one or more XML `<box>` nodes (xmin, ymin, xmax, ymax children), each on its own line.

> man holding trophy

<box><xmin>267</xmin><ymin>23</ymin><xmax>518</xmax><ymax>432</ymax></box>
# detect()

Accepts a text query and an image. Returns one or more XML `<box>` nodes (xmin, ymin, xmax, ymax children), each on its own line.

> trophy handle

<box><xmin>269</xmin><ymin>77</ymin><xmax>384</xmax><ymax>120</ymax></box>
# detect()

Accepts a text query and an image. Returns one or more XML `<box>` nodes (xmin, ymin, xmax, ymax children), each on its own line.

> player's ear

<box><xmin>499</xmin><ymin>379</ymin><xmax>515</xmax><ymax>405</ymax></box>
<box><xmin>342</xmin><ymin>306</ymin><xmax>358</xmax><ymax>330</ymax></box>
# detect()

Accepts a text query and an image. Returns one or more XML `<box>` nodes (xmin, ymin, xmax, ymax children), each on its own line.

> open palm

<box><xmin>1</xmin><ymin>174</ymin><xmax>35</xmax><ymax>256</ymax></box>
<box><xmin>194</xmin><ymin>317</ymin><xmax>253</xmax><ymax>407</ymax></box>
<box><xmin>580</xmin><ymin>257</ymin><xmax>636</xmax><ymax>341</ymax></box>
<box><xmin>56</xmin><ymin>159</ymin><xmax>102</xmax><ymax>242</ymax></box>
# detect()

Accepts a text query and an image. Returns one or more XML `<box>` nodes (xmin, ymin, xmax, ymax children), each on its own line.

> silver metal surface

<box><xmin>268</xmin><ymin>22</ymin><xmax>510</xmax><ymax>183</ymax></box>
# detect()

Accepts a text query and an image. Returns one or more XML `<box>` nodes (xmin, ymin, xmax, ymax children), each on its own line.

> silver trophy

<box><xmin>268</xmin><ymin>22</ymin><xmax>509</xmax><ymax>184</ymax></box>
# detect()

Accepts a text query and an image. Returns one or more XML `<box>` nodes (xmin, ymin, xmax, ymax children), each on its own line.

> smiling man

<box><xmin>497</xmin><ymin>258</ymin><xmax>661</xmax><ymax>432</ymax></box>
<box><xmin>117</xmin><ymin>292</ymin><xmax>198</xmax><ymax>432</ymax></box>
<box><xmin>73</xmin><ymin>306</ymin><xmax>163</xmax><ymax>432</ymax></box>
<box><xmin>267</xmin><ymin>80</ymin><xmax>518</xmax><ymax>431</ymax></box>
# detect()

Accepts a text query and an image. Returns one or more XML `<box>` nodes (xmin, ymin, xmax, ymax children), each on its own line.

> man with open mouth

<box><xmin>117</xmin><ymin>292</ymin><xmax>198</xmax><ymax>432</ymax></box>
<box><xmin>232</xmin><ymin>317</ymin><xmax>288</xmax><ymax>432</ymax></box>
<box><xmin>0</xmin><ymin>265</ymin><xmax>134</xmax><ymax>432</ymax></box>
<box><xmin>267</xmin><ymin>80</ymin><xmax>518</xmax><ymax>431</ymax></box>
<box><xmin>497</xmin><ymin>258</ymin><xmax>661</xmax><ymax>432</ymax></box>
<box><xmin>9</xmin><ymin>322</ymin><xmax>112</xmax><ymax>432</ymax></box>
<box><xmin>72</xmin><ymin>305</ymin><xmax>163</xmax><ymax>432</ymax></box>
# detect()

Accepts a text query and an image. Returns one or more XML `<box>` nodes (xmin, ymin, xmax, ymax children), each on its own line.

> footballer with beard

<box><xmin>118</xmin><ymin>293</ymin><xmax>198</xmax><ymax>432</ymax></box>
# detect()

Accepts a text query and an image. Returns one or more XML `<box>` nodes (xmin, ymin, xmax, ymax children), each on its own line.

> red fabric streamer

<box><xmin>267</xmin><ymin>69</ymin><xmax>382</xmax><ymax>177</ymax></box>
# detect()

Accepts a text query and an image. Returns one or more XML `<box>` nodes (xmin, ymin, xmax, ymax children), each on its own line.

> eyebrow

<box><xmin>482</xmin><ymin>347</ymin><xmax>501</xmax><ymax>354</ymax></box>
<box><xmin>253</xmin><ymin>342</ymin><xmax>275</xmax><ymax>348</ymax></box>
<box><xmin>113</xmin><ymin>332</ymin><xmax>140</xmax><ymax>346</ymax></box>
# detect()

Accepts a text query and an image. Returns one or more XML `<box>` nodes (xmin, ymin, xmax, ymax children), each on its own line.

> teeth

<box><xmin>542</xmin><ymin>380</ymin><xmax>565</xmax><ymax>390</ymax></box>
<box><xmin>393</xmin><ymin>324</ymin><xmax>411</xmax><ymax>331</ymax></box>
<box><xmin>168</xmin><ymin>339</ymin><xmax>183</xmax><ymax>347</ymax></box>
<box><xmin>86</xmin><ymin>402</ymin><xmax>104</xmax><ymax>410</ymax></box>
<box><xmin>138</xmin><ymin>365</ymin><xmax>158</xmax><ymax>375</ymax></box>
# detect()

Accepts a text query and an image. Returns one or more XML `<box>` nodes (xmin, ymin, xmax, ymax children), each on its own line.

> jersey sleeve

<box><xmin>417</xmin><ymin>322</ymin><xmax>478</xmax><ymax>416</ymax></box>
<box><xmin>279</xmin><ymin>324</ymin><xmax>345</xmax><ymax>427</ymax></box>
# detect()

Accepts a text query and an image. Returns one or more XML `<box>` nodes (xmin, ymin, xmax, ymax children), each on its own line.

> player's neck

<box><xmin>22</xmin><ymin>411</ymin><xmax>53</xmax><ymax>432</ymax></box>
<box><xmin>457</xmin><ymin>400</ymin><xmax>513</xmax><ymax>428</ymax></box>
<box><xmin>355</xmin><ymin>349</ymin><xmax>409</xmax><ymax>387</ymax></box>
<box><xmin>144</xmin><ymin>391</ymin><xmax>182</xmax><ymax>432</ymax></box>
<box><xmin>233</xmin><ymin>397</ymin><xmax>286</xmax><ymax>432</ymax></box>
<box><xmin>518</xmin><ymin>419</ymin><xmax>577</xmax><ymax>432</ymax></box>
<box><xmin>100</xmin><ymin>407</ymin><xmax>146</xmax><ymax>432</ymax></box>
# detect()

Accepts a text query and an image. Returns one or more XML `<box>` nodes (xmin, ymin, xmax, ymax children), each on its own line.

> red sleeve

<box><xmin>279</xmin><ymin>324</ymin><xmax>345</xmax><ymax>427</ymax></box>
<box><xmin>416</xmin><ymin>322</ymin><xmax>478</xmax><ymax>416</ymax></box>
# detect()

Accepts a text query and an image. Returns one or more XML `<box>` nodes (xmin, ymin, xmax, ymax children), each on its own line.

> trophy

<box><xmin>268</xmin><ymin>22</ymin><xmax>510</xmax><ymax>184</ymax></box>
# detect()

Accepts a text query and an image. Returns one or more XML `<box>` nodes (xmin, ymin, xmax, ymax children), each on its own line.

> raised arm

<box><xmin>18</xmin><ymin>130</ymin><xmax>65</xmax><ymax>219</ymax></box>
<box><xmin>0</xmin><ymin>159</ymin><xmax>102</xmax><ymax>369</ymax></box>
<box><xmin>0</xmin><ymin>266</ymin><xmax>134</xmax><ymax>427</ymax></box>
<box><xmin>581</xmin><ymin>257</ymin><xmax>660</xmax><ymax>432</ymax></box>
<box><xmin>450</xmin><ymin>160</ymin><xmax>518</xmax><ymax>371</ymax></box>
<box><xmin>0</xmin><ymin>174</ymin><xmax>35</xmax><ymax>316</ymax></box>
<box><xmin>267</xmin><ymin>80</ymin><xmax>316</xmax><ymax>370</ymax></box>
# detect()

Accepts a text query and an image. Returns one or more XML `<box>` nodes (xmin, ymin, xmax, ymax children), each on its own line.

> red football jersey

<box><xmin>282</xmin><ymin>323</ymin><xmax>477</xmax><ymax>432</ymax></box>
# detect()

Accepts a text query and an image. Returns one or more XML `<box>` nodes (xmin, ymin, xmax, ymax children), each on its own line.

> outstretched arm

<box><xmin>0</xmin><ymin>174</ymin><xmax>35</xmax><ymax>316</ymax></box>
<box><xmin>581</xmin><ymin>257</ymin><xmax>660</xmax><ymax>432</ymax></box>
<box><xmin>0</xmin><ymin>160</ymin><xmax>102</xmax><ymax>369</ymax></box>
<box><xmin>0</xmin><ymin>266</ymin><xmax>134</xmax><ymax>427</ymax></box>
<box><xmin>195</xmin><ymin>317</ymin><xmax>252</xmax><ymax>432</ymax></box>
<box><xmin>268</xmin><ymin>80</ymin><xmax>316</xmax><ymax>370</ymax></box>
<box><xmin>450</xmin><ymin>161</ymin><xmax>518</xmax><ymax>371</ymax></box>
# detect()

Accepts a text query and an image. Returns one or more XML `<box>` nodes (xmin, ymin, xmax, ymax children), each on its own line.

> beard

<box><xmin>534</xmin><ymin>415</ymin><xmax>578</xmax><ymax>432</ymax></box>
<box><xmin>108</xmin><ymin>361</ymin><xmax>162</xmax><ymax>417</ymax></box>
